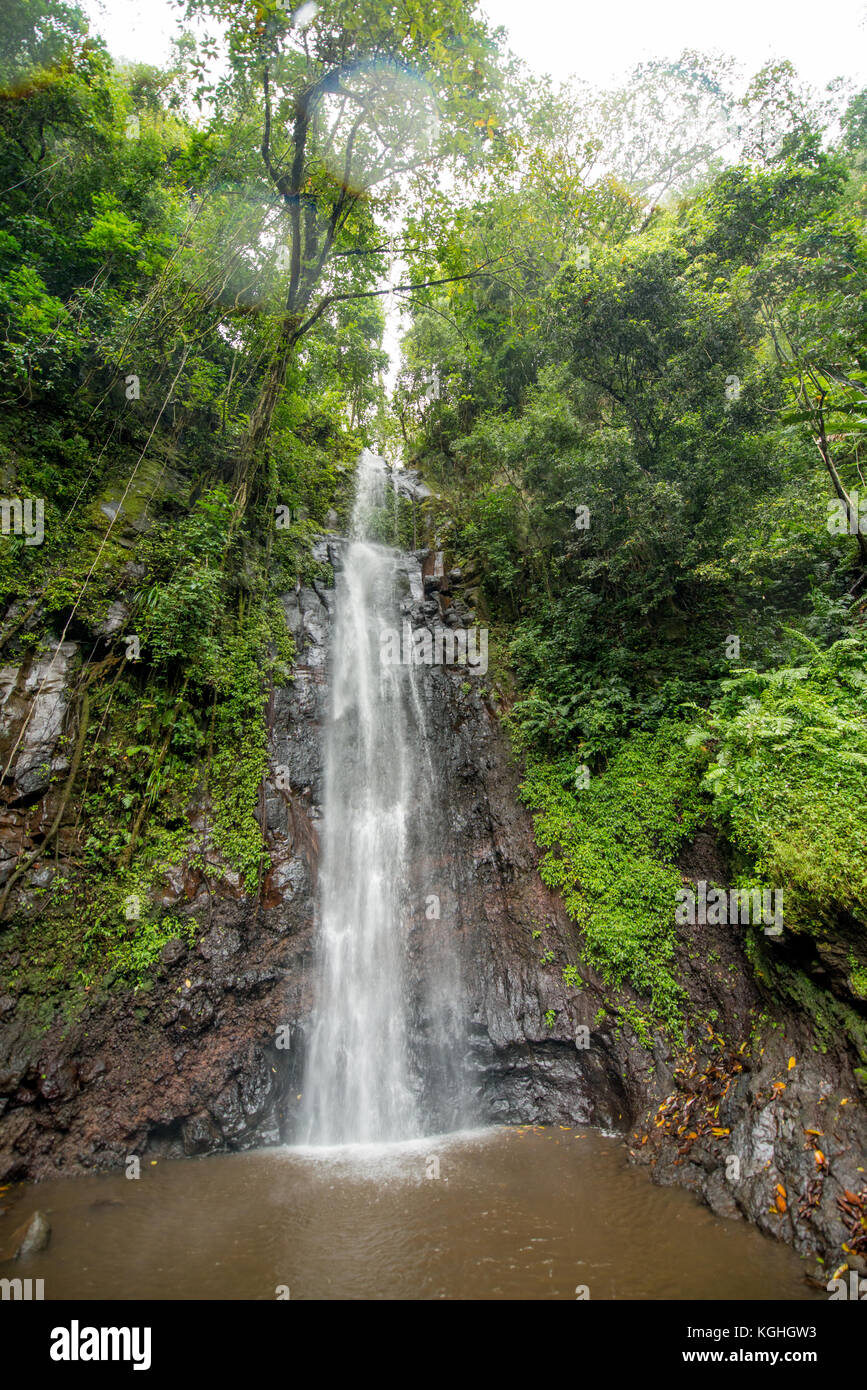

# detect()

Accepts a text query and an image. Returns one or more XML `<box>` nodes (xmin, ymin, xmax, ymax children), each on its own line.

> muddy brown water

<box><xmin>3</xmin><ymin>1127</ymin><xmax>820</xmax><ymax>1300</ymax></box>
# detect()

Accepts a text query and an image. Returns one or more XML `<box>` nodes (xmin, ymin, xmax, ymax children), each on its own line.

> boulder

<box><xmin>0</xmin><ymin>1210</ymin><xmax>51</xmax><ymax>1261</ymax></box>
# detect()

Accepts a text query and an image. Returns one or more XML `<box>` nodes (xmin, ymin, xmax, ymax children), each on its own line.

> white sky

<box><xmin>84</xmin><ymin>0</ymin><xmax>867</xmax><ymax>87</ymax></box>
<box><xmin>484</xmin><ymin>0</ymin><xmax>867</xmax><ymax>87</ymax></box>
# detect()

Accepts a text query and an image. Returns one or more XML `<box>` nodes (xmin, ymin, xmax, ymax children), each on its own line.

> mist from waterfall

<box><xmin>298</xmin><ymin>449</ymin><xmax>467</xmax><ymax>1145</ymax></box>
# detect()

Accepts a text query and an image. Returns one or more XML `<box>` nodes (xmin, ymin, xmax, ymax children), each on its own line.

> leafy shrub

<box><xmin>694</xmin><ymin>630</ymin><xmax>867</xmax><ymax>934</ymax></box>
<box><xmin>519</xmin><ymin>722</ymin><xmax>709</xmax><ymax>1031</ymax></box>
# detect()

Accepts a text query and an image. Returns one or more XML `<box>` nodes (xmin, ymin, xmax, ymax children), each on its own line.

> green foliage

<box><xmin>0</xmin><ymin>0</ymin><xmax>386</xmax><ymax>997</ymax></box>
<box><xmin>519</xmin><ymin>724</ymin><xmax>709</xmax><ymax>1030</ymax></box>
<box><xmin>695</xmin><ymin>632</ymin><xmax>867</xmax><ymax>935</ymax></box>
<box><xmin>2</xmin><ymin>1</ymin><xmax>866</xmax><ymax>1075</ymax></box>
<box><xmin>82</xmin><ymin>909</ymin><xmax>197</xmax><ymax>991</ymax></box>
<box><xmin>745</xmin><ymin>931</ymin><xmax>867</xmax><ymax>1063</ymax></box>
<box><xmin>397</xmin><ymin>59</ymin><xmax>867</xmax><ymax>1060</ymax></box>
<box><xmin>208</xmin><ymin>612</ymin><xmax>277</xmax><ymax>885</ymax></box>
<box><xmin>136</xmin><ymin>487</ymin><xmax>235</xmax><ymax>682</ymax></box>
<box><xmin>618</xmin><ymin>1003</ymin><xmax>655</xmax><ymax>1051</ymax></box>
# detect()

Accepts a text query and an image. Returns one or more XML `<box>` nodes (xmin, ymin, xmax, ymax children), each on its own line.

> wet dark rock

<box><xmin>210</xmin><ymin>1082</ymin><xmax>247</xmax><ymax>1139</ymax></box>
<box><xmin>94</xmin><ymin>600</ymin><xmax>128</xmax><ymax>638</ymax></box>
<box><xmin>0</xmin><ymin>641</ymin><xmax>79</xmax><ymax>798</ymax></box>
<box><xmin>198</xmin><ymin>926</ymin><xmax>241</xmax><ymax>962</ymax></box>
<box><xmin>181</xmin><ymin>1112</ymin><xmax>221</xmax><ymax>1156</ymax></box>
<box><xmin>78</xmin><ymin>1058</ymin><xmax>105</xmax><ymax>1084</ymax></box>
<box><xmin>39</xmin><ymin>1062</ymin><xmax>78</xmax><ymax>1102</ymax></box>
<box><xmin>390</xmin><ymin>469</ymin><xmax>432</xmax><ymax>504</ymax></box>
<box><xmin>160</xmin><ymin>939</ymin><xmax>186</xmax><ymax>967</ymax></box>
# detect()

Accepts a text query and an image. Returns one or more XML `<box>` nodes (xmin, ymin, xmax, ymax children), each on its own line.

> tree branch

<box><xmin>290</xmin><ymin>262</ymin><xmax>504</xmax><ymax>345</ymax></box>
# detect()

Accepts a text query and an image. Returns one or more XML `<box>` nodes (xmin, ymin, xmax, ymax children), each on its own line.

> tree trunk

<box><xmin>813</xmin><ymin>420</ymin><xmax>867</xmax><ymax>570</ymax></box>
<box><xmin>232</xmin><ymin>313</ymin><xmax>300</xmax><ymax>509</ymax></box>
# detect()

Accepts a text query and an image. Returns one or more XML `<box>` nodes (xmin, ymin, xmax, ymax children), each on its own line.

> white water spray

<box><xmin>300</xmin><ymin>450</ymin><xmax>463</xmax><ymax>1145</ymax></box>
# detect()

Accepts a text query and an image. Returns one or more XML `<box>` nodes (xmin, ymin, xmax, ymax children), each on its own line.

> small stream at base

<box><xmin>6</xmin><ymin>1128</ymin><xmax>818</xmax><ymax>1300</ymax></box>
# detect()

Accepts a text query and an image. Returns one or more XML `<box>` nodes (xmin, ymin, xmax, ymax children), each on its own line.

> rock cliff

<box><xmin>0</xmin><ymin>540</ymin><xmax>864</xmax><ymax>1282</ymax></box>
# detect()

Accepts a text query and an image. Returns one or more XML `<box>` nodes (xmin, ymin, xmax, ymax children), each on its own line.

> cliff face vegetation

<box><xmin>389</xmin><ymin>39</ymin><xmax>867</xmax><ymax>1271</ymax></box>
<box><xmin>0</xmin><ymin>0</ymin><xmax>865</xmax><ymax>1279</ymax></box>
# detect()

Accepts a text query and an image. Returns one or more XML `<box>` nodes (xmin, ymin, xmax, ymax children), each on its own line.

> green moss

<box><xmin>3</xmin><ymin>579</ymin><xmax>296</xmax><ymax>1017</ymax></box>
<box><xmin>205</xmin><ymin>595</ymin><xmax>295</xmax><ymax>885</ymax></box>
<box><xmin>745</xmin><ymin>931</ymin><xmax>867</xmax><ymax>1064</ymax></box>
<box><xmin>617</xmin><ymin>1003</ymin><xmax>656</xmax><ymax>1050</ymax></box>
<box><xmin>848</xmin><ymin>952</ymin><xmax>867</xmax><ymax>1001</ymax></box>
<box><xmin>0</xmin><ymin>880</ymin><xmax>196</xmax><ymax>1030</ymax></box>
<box><xmin>105</xmin><ymin>914</ymin><xmax>195</xmax><ymax>987</ymax></box>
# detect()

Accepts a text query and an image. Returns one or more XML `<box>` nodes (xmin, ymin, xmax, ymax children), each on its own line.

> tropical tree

<box><xmin>179</xmin><ymin>0</ymin><xmax>503</xmax><ymax>504</ymax></box>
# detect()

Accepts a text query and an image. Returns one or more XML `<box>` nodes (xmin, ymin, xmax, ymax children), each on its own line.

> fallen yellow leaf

<box><xmin>788</xmin><ymin>1056</ymin><xmax>796</xmax><ymax>1070</ymax></box>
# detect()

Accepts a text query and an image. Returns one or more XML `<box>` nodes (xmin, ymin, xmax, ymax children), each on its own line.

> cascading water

<box><xmin>299</xmin><ymin>450</ymin><xmax>466</xmax><ymax>1145</ymax></box>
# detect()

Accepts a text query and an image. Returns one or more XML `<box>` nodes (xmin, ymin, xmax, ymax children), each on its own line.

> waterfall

<box><xmin>299</xmin><ymin>450</ymin><xmax>466</xmax><ymax>1145</ymax></box>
